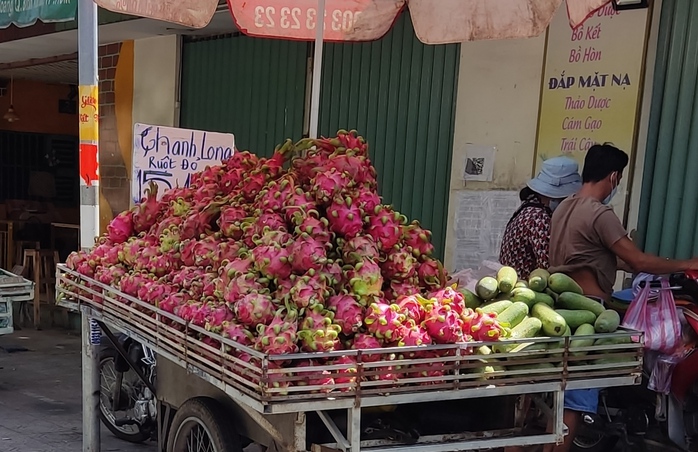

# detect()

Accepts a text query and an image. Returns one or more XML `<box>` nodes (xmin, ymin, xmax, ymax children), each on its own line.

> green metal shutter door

<box><xmin>180</xmin><ymin>35</ymin><xmax>308</xmax><ymax>157</ymax></box>
<box><xmin>638</xmin><ymin>0</ymin><xmax>698</xmax><ymax>258</ymax></box>
<box><xmin>318</xmin><ymin>13</ymin><xmax>460</xmax><ymax>259</ymax></box>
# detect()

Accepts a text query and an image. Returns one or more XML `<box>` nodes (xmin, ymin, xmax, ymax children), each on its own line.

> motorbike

<box><xmin>98</xmin><ymin>330</ymin><xmax>158</xmax><ymax>443</ymax></box>
<box><xmin>572</xmin><ymin>271</ymin><xmax>698</xmax><ymax>452</ymax></box>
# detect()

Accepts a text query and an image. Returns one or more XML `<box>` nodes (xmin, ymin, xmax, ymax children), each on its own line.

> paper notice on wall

<box><xmin>452</xmin><ymin>190</ymin><xmax>520</xmax><ymax>272</ymax></box>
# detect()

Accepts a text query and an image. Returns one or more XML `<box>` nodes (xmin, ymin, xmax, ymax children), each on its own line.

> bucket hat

<box><xmin>527</xmin><ymin>156</ymin><xmax>582</xmax><ymax>199</ymax></box>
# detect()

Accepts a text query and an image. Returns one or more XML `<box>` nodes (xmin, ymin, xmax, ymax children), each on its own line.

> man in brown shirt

<box><xmin>547</xmin><ymin>143</ymin><xmax>698</xmax><ymax>452</ymax></box>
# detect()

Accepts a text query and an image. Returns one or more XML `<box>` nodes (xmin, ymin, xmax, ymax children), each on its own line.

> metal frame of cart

<box><xmin>56</xmin><ymin>264</ymin><xmax>643</xmax><ymax>451</ymax></box>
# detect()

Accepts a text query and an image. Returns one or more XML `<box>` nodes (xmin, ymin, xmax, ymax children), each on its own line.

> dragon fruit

<box><xmin>132</xmin><ymin>182</ymin><xmax>161</xmax><ymax>233</ymax></box>
<box><xmin>224</xmin><ymin>273</ymin><xmax>267</xmax><ymax>304</ymax></box>
<box><xmin>205</xmin><ymin>304</ymin><xmax>235</xmax><ymax>332</ymax></box>
<box><xmin>218</xmin><ymin>205</ymin><xmax>248</xmax><ymax>240</ymax></box>
<box><xmin>288</xmin><ymin>233</ymin><xmax>327</xmax><ymax>273</ymax></box>
<box><xmin>397</xmin><ymin>323</ymin><xmax>432</xmax><ymax>348</ymax></box>
<box><xmin>352</xmin><ymin>188</ymin><xmax>381</xmax><ymax>214</ymax></box>
<box><xmin>238</xmin><ymin>170</ymin><xmax>268</xmax><ymax>202</ymax></box>
<box><xmin>95</xmin><ymin>265</ymin><xmax>126</xmax><ymax>287</ymax></box>
<box><xmin>381</xmin><ymin>246</ymin><xmax>417</xmax><ymax>280</ymax></box>
<box><xmin>407</xmin><ymin>351</ymin><xmax>446</xmax><ymax>382</ymax></box>
<box><xmin>350</xmin><ymin>333</ymin><xmax>383</xmax><ymax>362</ymax></box>
<box><xmin>290</xmin><ymin>270</ymin><xmax>329</xmax><ymax>309</ymax></box>
<box><xmin>284</xmin><ymin>188</ymin><xmax>317</xmax><ymax>224</ymax></box>
<box><xmin>326</xmin><ymin>293</ymin><xmax>364</xmax><ymax>335</ymax></box>
<box><xmin>422</xmin><ymin>302</ymin><xmax>464</xmax><ymax>344</ymax></box>
<box><xmin>220</xmin><ymin>321</ymin><xmax>255</xmax><ymax>349</ymax></box>
<box><xmin>340</xmin><ymin>235</ymin><xmax>380</xmax><ymax>265</ymax></box>
<box><xmin>366</xmin><ymin>205</ymin><xmax>405</xmax><ymax>252</ymax></box>
<box><xmin>158</xmin><ymin>292</ymin><xmax>190</xmax><ymax>315</ymax></box>
<box><xmin>344</xmin><ymin>258</ymin><xmax>383</xmax><ymax>304</ymax></box>
<box><xmin>326</xmin><ymin>196</ymin><xmax>364</xmax><ymax>239</ymax></box>
<box><xmin>255</xmin><ymin>308</ymin><xmax>299</xmax><ymax>354</ymax></box>
<box><xmin>332</xmin><ymin>355</ymin><xmax>358</xmax><ymax>389</ymax></box>
<box><xmin>364</xmin><ymin>302</ymin><xmax>407</xmax><ymax>343</ymax></box>
<box><xmin>311</xmin><ymin>168</ymin><xmax>353</xmax><ymax>205</ymax></box>
<box><xmin>107</xmin><ymin>211</ymin><xmax>134</xmax><ymax>244</ymax></box>
<box><xmin>417</xmin><ymin>258</ymin><xmax>443</xmax><ymax>290</ymax></box>
<box><xmin>218</xmin><ymin>255</ymin><xmax>254</xmax><ymax>286</ymax></box>
<box><xmin>234</xmin><ymin>292</ymin><xmax>275</xmax><ymax>327</ymax></box>
<box><xmin>274</xmin><ymin>277</ymin><xmax>295</xmax><ymax>303</ymax></box>
<box><xmin>397</xmin><ymin>295</ymin><xmax>426</xmax><ymax>324</ymax></box>
<box><xmin>192</xmin><ymin>236</ymin><xmax>220</xmax><ymax>268</ymax></box>
<box><xmin>323</xmin><ymin>259</ymin><xmax>345</xmax><ymax>288</ymax></box>
<box><xmin>386</xmin><ymin>278</ymin><xmax>420</xmax><ymax>301</ymax></box>
<box><xmin>180</xmin><ymin>202</ymin><xmax>223</xmax><ymax>240</ymax></box>
<box><xmin>295</xmin><ymin>360</ymin><xmax>335</xmax><ymax>393</ymax></box>
<box><xmin>294</xmin><ymin>214</ymin><xmax>332</xmax><ymax>245</ymax></box>
<box><xmin>253</xmin><ymin>245</ymin><xmax>292</xmax><ymax>280</ymax></box>
<box><xmin>320</xmin><ymin>152</ymin><xmax>375</xmax><ymax>186</ymax></box>
<box><xmin>297</xmin><ymin>314</ymin><xmax>342</xmax><ymax>352</ymax></box>
<box><xmin>255</xmin><ymin>175</ymin><xmax>295</xmax><ymax>212</ymax></box>
<box><xmin>429</xmin><ymin>286</ymin><xmax>466</xmax><ymax>316</ymax></box>
<box><xmin>468</xmin><ymin>309</ymin><xmax>504</xmax><ymax>342</ymax></box>
<box><xmin>254</xmin><ymin>230</ymin><xmax>293</xmax><ymax>247</ymax></box>
<box><xmin>402</xmin><ymin>220</ymin><xmax>435</xmax><ymax>258</ymax></box>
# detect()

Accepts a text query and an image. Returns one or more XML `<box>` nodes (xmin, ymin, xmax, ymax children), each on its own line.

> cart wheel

<box><xmin>167</xmin><ymin>397</ymin><xmax>242</xmax><ymax>452</ymax></box>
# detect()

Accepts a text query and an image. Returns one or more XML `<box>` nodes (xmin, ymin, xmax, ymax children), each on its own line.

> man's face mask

<box><xmin>602</xmin><ymin>172</ymin><xmax>619</xmax><ymax>205</ymax></box>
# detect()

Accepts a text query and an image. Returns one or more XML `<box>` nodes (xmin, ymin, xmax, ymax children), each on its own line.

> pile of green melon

<box><xmin>461</xmin><ymin>266</ymin><xmax>634</xmax><ymax>371</ymax></box>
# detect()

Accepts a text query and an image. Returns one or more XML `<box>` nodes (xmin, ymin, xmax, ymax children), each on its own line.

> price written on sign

<box><xmin>131</xmin><ymin>123</ymin><xmax>235</xmax><ymax>203</ymax></box>
<box><xmin>228</xmin><ymin>0</ymin><xmax>404</xmax><ymax>41</ymax></box>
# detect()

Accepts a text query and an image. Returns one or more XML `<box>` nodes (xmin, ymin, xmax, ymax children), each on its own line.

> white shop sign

<box><xmin>131</xmin><ymin>123</ymin><xmax>235</xmax><ymax>203</ymax></box>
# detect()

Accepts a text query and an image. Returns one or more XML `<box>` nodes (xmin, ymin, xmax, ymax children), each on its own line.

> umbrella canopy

<box><xmin>95</xmin><ymin>0</ymin><xmax>613</xmax><ymax>40</ymax></box>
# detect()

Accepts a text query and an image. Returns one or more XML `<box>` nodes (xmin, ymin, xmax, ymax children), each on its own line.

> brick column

<box><xmin>98</xmin><ymin>43</ymin><xmax>130</xmax><ymax>218</ymax></box>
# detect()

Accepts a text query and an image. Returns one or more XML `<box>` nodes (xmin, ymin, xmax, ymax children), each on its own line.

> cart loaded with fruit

<box><xmin>56</xmin><ymin>131</ymin><xmax>643</xmax><ymax>451</ymax></box>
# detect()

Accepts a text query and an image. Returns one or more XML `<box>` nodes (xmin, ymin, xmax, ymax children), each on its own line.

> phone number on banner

<box><xmin>253</xmin><ymin>6</ymin><xmax>362</xmax><ymax>33</ymax></box>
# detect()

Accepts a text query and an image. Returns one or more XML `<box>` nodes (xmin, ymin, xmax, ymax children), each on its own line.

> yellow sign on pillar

<box><xmin>79</xmin><ymin>85</ymin><xmax>99</xmax><ymax>143</ymax></box>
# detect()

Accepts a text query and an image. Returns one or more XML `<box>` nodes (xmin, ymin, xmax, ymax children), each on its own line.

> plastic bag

<box><xmin>448</xmin><ymin>260</ymin><xmax>502</xmax><ymax>294</ymax></box>
<box><xmin>648</xmin><ymin>353</ymin><xmax>684</xmax><ymax>394</ymax></box>
<box><xmin>622</xmin><ymin>279</ymin><xmax>681</xmax><ymax>354</ymax></box>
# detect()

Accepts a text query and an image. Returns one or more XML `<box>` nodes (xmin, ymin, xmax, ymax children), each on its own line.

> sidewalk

<box><xmin>0</xmin><ymin>329</ymin><xmax>156</xmax><ymax>452</ymax></box>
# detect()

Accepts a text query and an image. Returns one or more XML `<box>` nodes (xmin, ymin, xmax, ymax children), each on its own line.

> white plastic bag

<box><xmin>448</xmin><ymin>260</ymin><xmax>502</xmax><ymax>293</ymax></box>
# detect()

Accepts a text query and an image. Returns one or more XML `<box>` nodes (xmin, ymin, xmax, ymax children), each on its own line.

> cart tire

<box><xmin>167</xmin><ymin>397</ymin><xmax>242</xmax><ymax>452</ymax></box>
<box><xmin>571</xmin><ymin>428</ymin><xmax>618</xmax><ymax>452</ymax></box>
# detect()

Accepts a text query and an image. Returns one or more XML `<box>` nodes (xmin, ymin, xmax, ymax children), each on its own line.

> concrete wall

<box><xmin>132</xmin><ymin>35</ymin><xmax>180</xmax><ymax>128</ymax></box>
<box><xmin>444</xmin><ymin>34</ymin><xmax>547</xmax><ymax>271</ymax></box>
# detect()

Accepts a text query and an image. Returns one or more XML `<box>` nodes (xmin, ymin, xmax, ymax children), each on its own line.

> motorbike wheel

<box><xmin>167</xmin><ymin>397</ymin><xmax>242</xmax><ymax>452</ymax></box>
<box><xmin>99</xmin><ymin>347</ymin><xmax>151</xmax><ymax>443</ymax></box>
<box><xmin>572</xmin><ymin>426</ymin><xmax>618</xmax><ymax>452</ymax></box>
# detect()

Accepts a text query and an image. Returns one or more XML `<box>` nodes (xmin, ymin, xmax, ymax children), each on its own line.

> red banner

<box><xmin>227</xmin><ymin>0</ymin><xmax>405</xmax><ymax>42</ymax></box>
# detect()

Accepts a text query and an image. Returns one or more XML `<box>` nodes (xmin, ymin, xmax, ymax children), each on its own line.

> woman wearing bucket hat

<box><xmin>499</xmin><ymin>156</ymin><xmax>582</xmax><ymax>279</ymax></box>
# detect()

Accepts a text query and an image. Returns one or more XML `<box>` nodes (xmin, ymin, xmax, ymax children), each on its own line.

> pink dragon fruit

<box><xmin>320</xmin><ymin>152</ymin><xmax>376</xmax><ymax>186</ymax></box>
<box><xmin>323</xmin><ymin>259</ymin><xmax>345</xmax><ymax>288</ymax></box>
<box><xmin>95</xmin><ymin>265</ymin><xmax>126</xmax><ymax>286</ymax></box>
<box><xmin>218</xmin><ymin>205</ymin><xmax>248</xmax><ymax>240</ymax></box>
<box><xmin>402</xmin><ymin>220</ymin><xmax>435</xmax><ymax>258</ymax></box>
<box><xmin>223</xmin><ymin>150</ymin><xmax>259</xmax><ymax>172</ymax></box>
<box><xmin>293</xmin><ymin>214</ymin><xmax>332</xmax><ymax>244</ymax></box>
<box><xmin>205</xmin><ymin>303</ymin><xmax>235</xmax><ymax>332</ymax></box>
<box><xmin>159</xmin><ymin>225</ymin><xmax>181</xmax><ymax>253</ymax></box>
<box><xmin>381</xmin><ymin>246</ymin><xmax>417</xmax><ymax>280</ymax></box>
<box><xmin>417</xmin><ymin>258</ymin><xmax>443</xmax><ymax>290</ymax></box>
<box><xmin>397</xmin><ymin>295</ymin><xmax>426</xmax><ymax>324</ymax></box>
<box><xmin>141</xmin><ymin>253</ymin><xmax>178</xmax><ymax>278</ymax></box>
<box><xmin>407</xmin><ymin>351</ymin><xmax>445</xmax><ymax>382</ymax></box>
<box><xmin>332</xmin><ymin>355</ymin><xmax>358</xmax><ymax>390</ymax></box>
<box><xmin>119</xmin><ymin>272</ymin><xmax>156</xmax><ymax>297</ymax></box>
<box><xmin>107</xmin><ymin>210</ymin><xmax>134</xmax><ymax>244</ymax></box>
<box><xmin>242</xmin><ymin>211</ymin><xmax>287</xmax><ymax>247</ymax></box>
<box><xmin>238</xmin><ymin>170</ymin><xmax>268</xmax><ymax>202</ymax></box>
<box><xmin>192</xmin><ymin>236</ymin><xmax>220</xmax><ymax>268</ymax></box>
<box><xmin>468</xmin><ymin>309</ymin><xmax>504</xmax><ymax>342</ymax></box>
<box><xmin>140</xmin><ymin>282</ymin><xmax>173</xmax><ymax>306</ymax></box>
<box><xmin>255</xmin><ymin>308</ymin><xmax>299</xmax><ymax>354</ymax></box>
<box><xmin>311</xmin><ymin>168</ymin><xmax>354</xmax><ymax>205</ymax></box>
<box><xmin>253</xmin><ymin>245</ymin><xmax>292</xmax><ymax>280</ymax></box>
<box><xmin>218</xmin><ymin>255</ymin><xmax>255</xmax><ymax>286</ymax></box>
<box><xmin>344</xmin><ymin>258</ymin><xmax>383</xmax><ymax>304</ymax></box>
<box><xmin>179</xmin><ymin>301</ymin><xmax>213</xmax><ymax>327</ymax></box>
<box><xmin>254</xmin><ymin>230</ymin><xmax>293</xmax><ymax>247</ymax></box>
<box><xmin>284</xmin><ymin>188</ymin><xmax>317</xmax><ymax>224</ymax></box>
<box><xmin>326</xmin><ymin>293</ymin><xmax>364</xmax><ymax>335</ymax></box>
<box><xmin>297</xmin><ymin>308</ymin><xmax>342</xmax><ymax>352</ymax></box>
<box><xmin>364</xmin><ymin>302</ymin><xmax>408</xmax><ymax>343</ymax></box>
<box><xmin>386</xmin><ymin>278</ymin><xmax>420</xmax><ymax>302</ymax></box>
<box><xmin>213</xmin><ymin>241</ymin><xmax>243</xmax><ymax>270</ymax></box>
<box><xmin>180</xmin><ymin>202</ymin><xmax>223</xmax><ymax>240</ymax></box>
<box><xmin>290</xmin><ymin>270</ymin><xmax>329</xmax><ymax>309</ymax></box>
<box><xmin>295</xmin><ymin>360</ymin><xmax>335</xmax><ymax>393</ymax></box>
<box><xmin>326</xmin><ymin>196</ymin><xmax>364</xmax><ymax>238</ymax></box>
<box><xmin>158</xmin><ymin>292</ymin><xmax>190</xmax><ymax>315</ymax></box>
<box><xmin>341</xmin><ymin>235</ymin><xmax>380</xmax><ymax>265</ymax></box>
<box><xmin>336</xmin><ymin>129</ymin><xmax>368</xmax><ymax>155</ymax></box>
<box><xmin>132</xmin><ymin>182</ymin><xmax>161</xmax><ymax>233</ymax></box>
<box><xmin>350</xmin><ymin>333</ymin><xmax>383</xmax><ymax>362</ymax></box>
<box><xmin>224</xmin><ymin>274</ymin><xmax>267</xmax><ymax>304</ymax></box>
<box><xmin>422</xmin><ymin>302</ymin><xmax>464</xmax><ymax>344</ymax></box>
<box><xmin>220</xmin><ymin>321</ymin><xmax>255</xmax><ymax>349</ymax></box>
<box><xmin>192</xmin><ymin>183</ymin><xmax>220</xmax><ymax>202</ymax></box>
<box><xmin>234</xmin><ymin>292</ymin><xmax>276</xmax><ymax>327</ymax></box>
<box><xmin>274</xmin><ymin>277</ymin><xmax>295</xmax><ymax>303</ymax></box>
<box><xmin>352</xmin><ymin>188</ymin><xmax>381</xmax><ymax>215</ymax></box>
<box><xmin>288</xmin><ymin>233</ymin><xmax>327</xmax><ymax>273</ymax></box>
<box><xmin>366</xmin><ymin>205</ymin><xmax>405</xmax><ymax>252</ymax></box>
<box><xmin>255</xmin><ymin>175</ymin><xmax>295</xmax><ymax>212</ymax></box>
<box><xmin>397</xmin><ymin>322</ymin><xmax>432</xmax><ymax>348</ymax></box>
<box><xmin>429</xmin><ymin>286</ymin><xmax>466</xmax><ymax>316</ymax></box>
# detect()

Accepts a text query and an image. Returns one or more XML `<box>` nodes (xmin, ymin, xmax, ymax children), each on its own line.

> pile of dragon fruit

<box><xmin>66</xmin><ymin>131</ymin><xmax>503</xmax><ymax>381</ymax></box>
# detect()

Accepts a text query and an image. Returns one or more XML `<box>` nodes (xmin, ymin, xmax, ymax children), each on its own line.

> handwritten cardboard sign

<box><xmin>131</xmin><ymin>123</ymin><xmax>235</xmax><ymax>203</ymax></box>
